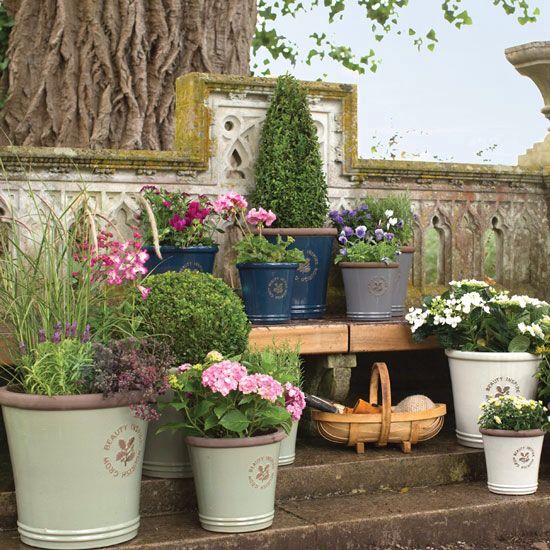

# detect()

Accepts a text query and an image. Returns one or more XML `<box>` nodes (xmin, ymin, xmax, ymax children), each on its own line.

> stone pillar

<box><xmin>505</xmin><ymin>42</ymin><xmax>550</xmax><ymax>167</ymax></box>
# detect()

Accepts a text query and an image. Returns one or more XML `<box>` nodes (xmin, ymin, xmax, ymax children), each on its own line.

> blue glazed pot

<box><xmin>263</xmin><ymin>229</ymin><xmax>336</xmax><ymax>320</ymax></box>
<box><xmin>144</xmin><ymin>245</ymin><xmax>218</xmax><ymax>274</ymax></box>
<box><xmin>237</xmin><ymin>263</ymin><xmax>298</xmax><ymax>325</ymax></box>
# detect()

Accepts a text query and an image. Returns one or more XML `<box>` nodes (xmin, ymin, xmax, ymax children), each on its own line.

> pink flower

<box><xmin>284</xmin><ymin>382</ymin><xmax>306</xmax><ymax>421</ymax></box>
<box><xmin>177</xmin><ymin>363</ymin><xmax>192</xmax><ymax>373</ymax></box>
<box><xmin>238</xmin><ymin>373</ymin><xmax>283</xmax><ymax>402</ymax></box>
<box><xmin>137</xmin><ymin>285</ymin><xmax>151</xmax><ymax>300</ymax></box>
<box><xmin>213</xmin><ymin>192</ymin><xmax>248</xmax><ymax>214</ymax></box>
<box><xmin>162</xmin><ymin>200</ymin><xmax>172</xmax><ymax>208</ymax></box>
<box><xmin>246</xmin><ymin>208</ymin><xmax>277</xmax><ymax>227</ymax></box>
<box><xmin>201</xmin><ymin>360</ymin><xmax>248</xmax><ymax>396</ymax></box>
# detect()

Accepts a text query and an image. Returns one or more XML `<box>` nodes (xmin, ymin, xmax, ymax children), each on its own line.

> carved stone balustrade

<box><xmin>0</xmin><ymin>71</ymin><xmax>548</xmax><ymax>302</ymax></box>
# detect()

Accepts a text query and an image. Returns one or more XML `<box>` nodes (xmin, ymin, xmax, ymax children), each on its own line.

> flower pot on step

<box><xmin>0</xmin><ymin>388</ymin><xmax>147</xmax><ymax>549</ymax></box>
<box><xmin>391</xmin><ymin>246</ymin><xmax>415</xmax><ymax>317</ymax></box>
<box><xmin>340</xmin><ymin>262</ymin><xmax>398</xmax><ymax>321</ymax></box>
<box><xmin>480</xmin><ymin>428</ymin><xmax>545</xmax><ymax>495</ymax></box>
<box><xmin>446</xmin><ymin>350</ymin><xmax>540</xmax><ymax>448</ymax></box>
<box><xmin>142</xmin><ymin>389</ymin><xmax>192</xmax><ymax>479</ymax></box>
<box><xmin>263</xmin><ymin>228</ymin><xmax>336</xmax><ymax>319</ymax></box>
<box><xmin>144</xmin><ymin>245</ymin><xmax>218</xmax><ymax>274</ymax></box>
<box><xmin>278</xmin><ymin>420</ymin><xmax>298</xmax><ymax>466</ymax></box>
<box><xmin>237</xmin><ymin>262</ymin><xmax>298</xmax><ymax>324</ymax></box>
<box><xmin>185</xmin><ymin>429</ymin><xmax>286</xmax><ymax>533</ymax></box>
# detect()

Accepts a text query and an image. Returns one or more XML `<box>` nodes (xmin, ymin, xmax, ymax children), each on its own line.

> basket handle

<box><xmin>369</xmin><ymin>362</ymin><xmax>392</xmax><ymax>447</ymax></box>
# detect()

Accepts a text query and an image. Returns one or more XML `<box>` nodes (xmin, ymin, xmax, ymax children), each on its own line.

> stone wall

<box><xmin>0</xmin><ymin>73</ymin><xmax>548</xmax><ymax>300</ymax></box>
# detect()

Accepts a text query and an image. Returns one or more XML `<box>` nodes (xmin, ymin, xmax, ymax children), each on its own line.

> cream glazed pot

<box><xmin>445</xmin><ymin>350</ymin><xmax>540</xmax><ymax>448</ymax></box>
<box><xmin>0</xmin><ymin>388</ymin><xmax>147</xmax><ymax>549</ymax></box>
<box><xmin>480</xmin><ymin>428</ymin><xmax>545</xmax><ymax>495</ymax></box>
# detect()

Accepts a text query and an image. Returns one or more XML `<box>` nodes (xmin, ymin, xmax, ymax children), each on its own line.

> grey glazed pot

<box><xmin>185</xmin><ymin>430</ymin><xmax>286</xmax><ymax>533</ymax></box>
<box><xmin>340</xmin><ymin>262</ymin><xmax>399</xmax><ymax>321</ymax></box>
<box><xmin>391</xmin><ymin>246</ymin><xmax>415</xmax><ymax>317</ymax></box>
<box><xmin>0</xmin><ymin>388</ymin><xmax>147</xmax><ymax>549</ymax></box>
<box><xmin>143</xmin><ymin>389</ymin><xmax>192</xmax><ymax>478</ymax></box>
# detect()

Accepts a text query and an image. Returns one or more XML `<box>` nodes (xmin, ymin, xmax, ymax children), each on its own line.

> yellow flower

<box><xmin>168</xmin><ymin>374</ymin><xmax>183</xmax><ymax>391</ymax></box>
<box><xmin>494</xmin><ymin>416</ymin><xmax>502</xmax><ymax>424</ymax></box>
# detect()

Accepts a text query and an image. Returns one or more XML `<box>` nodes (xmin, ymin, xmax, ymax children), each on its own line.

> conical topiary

<box><xmin>252</xmin><ymin>75</ymin><xmax>328</xmax><ymax>228</ymax></box>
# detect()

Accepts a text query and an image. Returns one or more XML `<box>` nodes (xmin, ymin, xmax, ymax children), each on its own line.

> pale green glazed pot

<box><xmin>143</xmin><ymin>390</ymin><xmax>192</xmax><ymax>478</ymax></box>
<box><xmin>0</xmin><ymin>388</ymin><xmax>147</xmax><ymax>549</ymax></box>
<box><xmin>278</xmin><ymin>421</ymin><xmax>298</xmax><ymax>466</ymax></box>
<box><xmin>186</xmin><ymin>429</ymin><xmax>286</xmax><ymax>533</ymax></box>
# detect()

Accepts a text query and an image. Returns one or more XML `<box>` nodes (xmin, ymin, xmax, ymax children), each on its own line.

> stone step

<box><xmin>1</xmin><ymin>480</ymin><xmax>548</xmax><ymax>549</ymax></box>
<box><xmin>0</xmin><ymin>432</ymin><xmax>487</xmax><ymax>527</ymax></box>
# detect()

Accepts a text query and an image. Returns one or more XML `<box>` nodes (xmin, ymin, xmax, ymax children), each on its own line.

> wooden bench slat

<box><xmin>349</xmin><ymin>323</ymin><xmax>438</xmax><ymax>353</ymax></box>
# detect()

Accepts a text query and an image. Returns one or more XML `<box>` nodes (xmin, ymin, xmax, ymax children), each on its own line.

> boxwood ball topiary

<box><xmin>140</xmin><ymin>271</ymin><xmax>250</xmax><ymax>364</ymax></box>
<box><xmin>252</xmin><ymin>74</ymin><xmax>328</xmax><ymax>229</ymax></box>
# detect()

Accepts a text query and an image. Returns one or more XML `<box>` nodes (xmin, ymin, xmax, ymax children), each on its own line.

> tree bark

<box><xmin>0</xmin><ymin>0</ymin><xmax>257</xmax><ymax>149</ymax></box>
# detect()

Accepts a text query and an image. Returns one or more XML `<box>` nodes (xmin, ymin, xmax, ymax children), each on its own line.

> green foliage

<box><xmin>162</xmin><ymin>353</ymin><xmax>295</xmax><ymax>438</ymax></box>
<box><xmin>252</xmin><ymin>75</ymin><xmax>328</xmax><ymax>228</ymax></box>
<box><xmin>407</xmin><ymin>280</ymin><xmax>550</xmax><ymax>353</ymax></box>
<box><xmin>478</xmin><ymin>395</ymin><xmax>549</xmax><ymax>432</ymax></box>
<box><xmin>369</xmin><ymin>194</ymin><xmax>414</xmax><ymax>246</ymax></box>
<box><xmin>253</xmin><ymin>0</ymin><xmax>539</xmax><ymax>75</ymax></box>
<box><xmin>139</xmin><ymin>271</ymin><xmax>250</xmax><ymax>364</ymax></box>
<box><xmin>242</xmin><ymin>341</ymin><xmax>303</xmax><ymax>387</ymax></box>
<box><xmin>234</xmin><ymin>234</ymin><xmax>305</xmax><ymax>264</ymax></box>
<box><xmin>21</xmin><ymin>339</ymin><xmax>94</xmax><ymax>396</ymax></box>
<box><xmin>336</xmin><ymin>239</ymin><xmax>398</xmax><ymax>264</ymax></box>
<box><xmin>536</xmin><ymin>346</ymin><xmax>550</xmax><ymax>401</ymax></box>
<box><xmin>0</xmin><ymin>5</ymin><xmax>12</xmax><ymax>109</ymax></box>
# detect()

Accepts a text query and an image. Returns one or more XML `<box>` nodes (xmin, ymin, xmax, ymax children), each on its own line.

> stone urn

<box><xmin>505</xmin><ymin>41</ymin><xmax>550</xmax><ymax>167</ymax></box>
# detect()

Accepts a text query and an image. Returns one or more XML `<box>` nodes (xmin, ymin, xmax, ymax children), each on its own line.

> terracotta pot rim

<box><xmin>256</xmin><ymin>228</ymin><xmax>337</xmax><ymax>237</ymax></box>
<box><xmin>399</xmin><ymin>246</ymin><xmax>415</xmax><ymax>253</ymax></box>
<box><xmin>339</xmin><ymin>262</ymin><xmax>399</xmax><ymax>269</ymax></box>
<box><xmin>236</xmin><ymin>262</ymin><xmax>299</xmax><ymax>269</ymax></box>
<box><xmin>445</xmin><ymin>349</ymin><xmax>540</xmax><ymax>361</ymax></box>
<box><xmin>0</xmin><ymin>386</ymin><xmax>144</xmax><ymax>411</ymax></box>
<box><xmin>480</xmin><ymin>428</ymin><xmax>546</xmax><ymax>438</ymax></box>
<box><xmin>185</xmin><ymin>428</ymin><xmax>286</xmax><ymax>448</ymax></box>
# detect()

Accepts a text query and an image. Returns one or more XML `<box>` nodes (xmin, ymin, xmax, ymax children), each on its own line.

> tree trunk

<box><xmin>0</xmin><ymin>0</ymin><xmax>257</xmax><ymax>150</ymax></box>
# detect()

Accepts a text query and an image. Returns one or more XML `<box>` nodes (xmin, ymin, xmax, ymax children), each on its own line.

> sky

<box><xmin>255</xmin><ymin>1</ymin><xmax>549</xmax><ymax>165</ymax></box>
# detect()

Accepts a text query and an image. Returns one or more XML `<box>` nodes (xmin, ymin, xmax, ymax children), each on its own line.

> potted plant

<box><xmin>407</xmin><ymin>279</ymin><xmax>550</xmax><ymax>448</ymax></box>
<box><xmin>138</xmin><ymin>270</ymin><xmax>251</xmax><ymax>478</ymax></box>
<box><xmin>0</xmin><ymin>192</ymin><xmax>169</xmax><ymax>549</ymax></box>
<box><xmin>252</xmin><ymin>75</ymin><xmax>335</xmax><ymax>320</ymax></box>
<box><xmin>216</xmin><ymin>192</ymin><xmax>305</xmax><ymax>325</ymax></box>
<box><xmin>242</xmin><ymin>342</ymin><xmax>304</xmax><ymax>465</ymax></box>
<box><xmin>138</xmin><ymin>186</ymin><xmax>226</xmax><ymax>274</ymax></box>
<box><xmin>162</xmin><ymin>351</ymin><xmax>306</xmax><ymax>533</ymax></box>
<box><xmin>478</xmin><ymin>395</ymin><xmax>548</xmax><ymax>494</ymax></box>
<box><xmin>330</xmin><ymin>208</ymin><xmax>399</xmax><ymax>321</ymax></box>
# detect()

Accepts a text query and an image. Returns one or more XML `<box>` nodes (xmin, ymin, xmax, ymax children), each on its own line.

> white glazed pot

<box><xmin>445</xmin><ymin>350</ymin><xmax>539</xmax><ymax>448</ymax></box>
<box><xmin>481</xmin><ymin>428</ymin><xmax>545</xmax><ymax>495</ymax></box>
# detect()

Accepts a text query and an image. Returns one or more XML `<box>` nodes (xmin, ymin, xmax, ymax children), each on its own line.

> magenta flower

<box><xmin>246</xmin><ymin>208</ymin><xmax>277</xmax><ymax>227</ymax></box>
<box><xmin>169</xmin><ymin>213</ymin><xmax>188</xmax><ymax>232</ymax></box>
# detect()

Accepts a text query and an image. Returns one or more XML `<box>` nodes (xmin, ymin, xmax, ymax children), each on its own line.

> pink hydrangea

<box><xmin>212</xmin><ymin>192</ymin><xmax>248</xmax><ymax>214</ymax></box>
<box><xmin>246</xmin><ymin>208</ymin><xmax>277</xmax><ymax>227</ymax></box>
<box><xmin>238</xmin><ymin>373</ymin><xmax>283</xmax><ymax>403</ymax></box>
<box><xmin>284</xmin><ymin>382</ymin><xmax>306</xmax><ymax>421</ymax></box>
<box><xmin>137</xmin><ymin>285</ymin><xmax>151</xmax><ymax>300</ymax></box>
<box><xmin>201</xmin><ymin>360</ymin><xmax>248</xmax><ymax>396</ymax></box>
<box><xmin>177</xmin><ymin>363</ymin><xmax>192</xmax><ymax>373</ymax></box>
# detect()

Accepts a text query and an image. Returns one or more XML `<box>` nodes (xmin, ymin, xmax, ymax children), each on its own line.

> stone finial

<box><xmin>505</xmin><ymin>41</ymin><xmax>550</xmax><ymax>168</ymax></box>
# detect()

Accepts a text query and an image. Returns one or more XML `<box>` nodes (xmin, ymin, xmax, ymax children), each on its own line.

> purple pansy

<box><xmin>355</xmin><ymin>225</ymin><xmax>367</xmax><ymax>239</ymax></box>
<box><xmin>343</xmin><ymin>226</ymin><xmax>354</xmax><ymax>238</ymax></box>
<box><xmin>374</xmin><ymin>228</ymin><xmax>384</xmax><ymax>241</ymax></box>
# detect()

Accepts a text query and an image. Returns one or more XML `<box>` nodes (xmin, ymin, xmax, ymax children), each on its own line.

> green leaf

<box><xmin>195</xmin><ymin>399</ymin><xmax>214</xmax><ymax>417</ymax></box>
<box><xmin>204</xmin><ymin>413</ymin><xmax>219</xmax><ymax>432</ymax></box>
<box><xmin>219</xmin><ymin>410</ymin><xmax>250</xmax><ymax>433</ymax></box>
<box><xmin>508</xmin><ymin>334</ymin><xmax>530</xmax><ymax>353</ymax></box>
